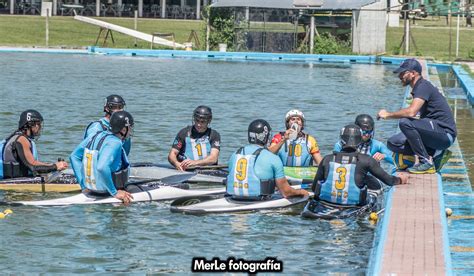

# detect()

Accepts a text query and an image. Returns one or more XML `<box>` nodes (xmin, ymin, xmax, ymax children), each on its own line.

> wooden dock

<box><xmin>378</xmin><ymin>173</ymin><xmax>451</xmax><ymax>275</ymax></box>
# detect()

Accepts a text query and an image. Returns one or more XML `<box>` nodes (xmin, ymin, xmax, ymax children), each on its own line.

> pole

<box><xmin>134</xmin><ymin>10</ymin><xmax>138</xmax><ymax>47</ymax></box>
<box><xmin>46</xmin><ymin>9</ymin><xmax>49</xmax><ymax>47</ymax></box>
<box><xmin>448</xmin><ymin>0</ymin><xmax>452</xmax><ymax>60</ymax></box>
<box><xmin>404</xmin><ymin>11</ymin><xmax>410</xmax><ymax>54</ymax></box>
<box><xmin>206</xmin><ymin>16</ymin><xmax>210</xmax><ymax>51</ymax></box>
<box><xmin>310</xmin><ymin>16</ymin><xmax>315</xmax><ymax>54</ymax></box>
<box><xmin>456</xmin><ymin>10</ymin><xmax>460</xmax><ymax>57</ymax></box>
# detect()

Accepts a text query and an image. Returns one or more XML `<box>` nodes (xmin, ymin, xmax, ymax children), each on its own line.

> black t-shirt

<box><xmin>171</xmin><ymin>126</ymin><xmax>221</xmax><ymax>159</ymax></box>
<box><xmin>412</xmin><ymin>78</ymin><xmax>457</xmax><ymax>136</ymax></box>
<box><xmin>312</xmin><ymin>151</ymin><xmax>399</xmax><ymax>191</ymax></box>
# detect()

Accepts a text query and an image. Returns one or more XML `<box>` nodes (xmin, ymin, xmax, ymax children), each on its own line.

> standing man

<box><xmin>84</xmin><ymin>94</ymin><xmax>131</xmax><ymax>155</ymax></box>
<box><xmin>168</xmin><ymin>106</ymin><xmax>221</xmax><ymax>171</ymax></box>
<box><xmin>377</xmin><ymin>58</ymin><xmax>456</xmax><ymax>174</ymax></box>
<box><xmin>268</xmin><ymin>109</ymin><xmax>322</xmax><ymax>166</ymax></box>
<box><xmin>226</xmin><ymin>119</ymin><xmax>308</xmax><ymax>200</ymax></box>
<box><xmin>0</xmin><ymin>110</ymin><xmax>68</xmax><ymax>179</ymax></box>
<box><xmin>70</xmin><ymin>111</ymin><xmax>134</xmax><ymax>204</ymax></box>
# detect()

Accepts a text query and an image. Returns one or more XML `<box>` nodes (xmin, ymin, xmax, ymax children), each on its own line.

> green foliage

<box><xmin>203</xmin><ymin>8</ymin><xmax>235</xmax><ymax>51</ymax></box>
<box><xmin>392</xmin><ymin>46</ymin><xmax>401</xmax><ymax>55</ymax></box>
<box><xmin>469</xmin><ymin>48</ymin><xmax>474</xmax><ymax>60</ymax></box>
<box><xmin>311</xmin><ymin>33</ymin><xmax>351</xmax><ymax>55</ymax></box>
<box><xmin>415</xmin><ymin>50</ymin><xmax>423</xmax><ymax>56</ymax></box>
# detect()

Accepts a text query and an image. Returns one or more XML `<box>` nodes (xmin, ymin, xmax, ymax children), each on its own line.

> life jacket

<box><xmin>278</xmin><ymin>132</ymin><xmax>313</xmax><ymax>167</ymax></box>
<box><xmin>82</xmin><ymin>132</ymin><xmax>129</xmax><ymax>192</ymax></box>
<box><xmin>315</xmin><ymin>153</ymin><xmax>367</xmax><ymax>206</ymax></box>
<box><xmin>83</xmin><ymin>119</ymin><xmax>109</xmax><ymax>140</ymax></box>
<box><xmin>183</xmin><ymin>128</ymin><xmax>212</xmax><ymax>161</ymax></box>
<box><xmin>0</xmin><ymin>132</ymin><xmax>38</xmax><ymax>179</ymax></box>
<box><xmin>226</xmin><ymin>147</ymin><xmax>276</xmax><ymax>200</ymax></box>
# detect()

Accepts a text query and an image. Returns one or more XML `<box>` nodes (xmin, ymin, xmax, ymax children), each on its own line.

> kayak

<box><xmin>8</xmin><ymin>185</ymin><xmax>226</xmax><ymax>206</ymax></box>
<box><xmin>170</xmin><ymin>193</ymin><xmax>311</xmax><ymax>215</ymax></box>
<box><xmin>0</xmin><ymin>165</ymin><xmax>316</xmax><ymax>193</ymax></box>
<box><xmin>130</xmin><ymin>166</ymin><xmax>225</xmax><ymax>184</ymax></box>
<box><xmin>0</xmin><ymin>165</ymin><xmax>225</xmax><ymax>193</ymax></box>
<box><xmin>0</xmin><ymin>173</ymin><xmax>80</xmax><ymax>193</ymax></box>
<box><xmin>284</xmin><ymin>166</ymin><xmax>317</xmax><ymax>185</ymax></box>
<box><xmin>300</xmin><ymin>189</ymin><xmax>383</xmax><ymax>220</ymax></box>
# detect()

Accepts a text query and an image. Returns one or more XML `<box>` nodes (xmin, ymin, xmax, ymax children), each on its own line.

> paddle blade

<box><xmin>159</xmin><ymin>173</ymin><xmax>196</xmax><ymax>184</ymax></box>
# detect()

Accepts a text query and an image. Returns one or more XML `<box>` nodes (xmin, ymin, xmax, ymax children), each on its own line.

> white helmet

<box><xmin>285</xmin><ymin>109</ymin><xmax>305</xmax><ymax>129</ymax></box>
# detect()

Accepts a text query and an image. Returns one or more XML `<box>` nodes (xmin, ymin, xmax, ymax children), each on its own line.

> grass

<box><xmin>0</xmin><ymin>15</ymin><xmax>204</xmax><ymax>49</ymax></box>
<box><xmin>0</xmin><ymin>15</ymin><xmax>473</xmax><ymax>61</ymax></box>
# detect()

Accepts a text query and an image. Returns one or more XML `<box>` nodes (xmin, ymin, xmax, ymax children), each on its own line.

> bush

<box><xmin>201</xmin><ymin>7</ymin><xmax>235</xmax><ymax>51</ymax></box>
<box><xmin>468</xmin><ymin>48</ymin><xmax>474</xmax><ymax>60</ymax></box>
<box><xmin>311</xmin><ymin>33</ymin><xmax>351</xmax><ymax>55</ymax></box>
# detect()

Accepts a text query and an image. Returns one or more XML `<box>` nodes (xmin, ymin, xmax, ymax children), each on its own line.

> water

<box><xmin>0</xmin><ymin>53</ymin><xmax>403</xmax><ymax>274</ymax></box>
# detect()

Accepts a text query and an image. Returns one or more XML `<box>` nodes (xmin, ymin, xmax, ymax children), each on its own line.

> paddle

<box><xmin>128</xmin><ymin>172</ymin><xmax>196</xmax><ymax>186</ymax></box>
<box><xmin>186</xmin><ymin>164</ymin><xmax>228</xmax><ymax>170</ymax></box>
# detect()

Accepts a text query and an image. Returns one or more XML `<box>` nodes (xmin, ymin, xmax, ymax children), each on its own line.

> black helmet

<box><xmin>110</xmin><ymin>111</ymin><xmax>134</xmax><ymax>135</ymax></box>
<box><xmin>340</xmin><ymin>124</ymin><xmax>362</xmax><ymax>150</ymax></box>
<box><xmin>104</xmin><ymin>94</ymin><xmax>126</xmax><ymax>114</ymax></box>
<box><xmin>355</xmin><ymin>114</ymin><xmax>375</xmax><ymax>131</ymax></box>
<box><xmin>193</xmin><ymin>105</ymin><xmax>212</xmax><ymax>122</ymax></box>
<box><xmin>248</xmin><ymin>119</ymin><xmax>272</xmax><ymax>146</ymax></box>
<box><xmin>18</xmin><ymin>109</ymin><xmax>44</xmax><ymax>130</ymax></box>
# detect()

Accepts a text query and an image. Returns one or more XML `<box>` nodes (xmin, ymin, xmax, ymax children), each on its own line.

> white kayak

<box><xmin>12</xmin><ymin>186</ymin><xmax>226</xmax><ymax>206</ymax></box>
<box><xmin>170</xmin><ymin>193</ymin><xmax>312</xmax><ymax>214</ymax></box>
<box><xmin>130</xmin><ymin>166</ymin><xmax>225</xmax><ymax>184</ymax></box>
<box><xmin>61</xmin><ymin>166</ymin><xmax>226</xmax><ymax>185</ymax></box>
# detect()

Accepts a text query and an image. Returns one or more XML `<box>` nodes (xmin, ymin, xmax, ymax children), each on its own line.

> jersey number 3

<box><xmin>335</xmin><ymin>167</ymin><xmax>347</xmax><ymax>190</ymax></box>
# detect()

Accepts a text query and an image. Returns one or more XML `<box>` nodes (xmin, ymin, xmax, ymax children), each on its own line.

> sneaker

<box><xmin>408</xmin><ymin>162</ymin><xmax>436</xmax><ymax>174</ymax></box>
<box><xmin>433</xmin><ymin>149</ymin><xmax>452</xmax><ymax>172</ymax></box>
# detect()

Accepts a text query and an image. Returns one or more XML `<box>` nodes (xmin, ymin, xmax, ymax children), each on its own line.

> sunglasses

<box><xmin>362</xmin><ymin>129</ymin><xmax>373</xmax><ymax>136</ymax></box>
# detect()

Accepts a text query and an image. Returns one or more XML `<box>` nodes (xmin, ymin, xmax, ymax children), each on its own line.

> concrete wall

<box><xmin>352</xmin><ymin>0</ymin><xmax>387</xmax><ymax>54</ymax></box>
<box><xmin>387</xmin><ymin>0</ymin><xmax>400</xmax><ymax>27</ymax></box>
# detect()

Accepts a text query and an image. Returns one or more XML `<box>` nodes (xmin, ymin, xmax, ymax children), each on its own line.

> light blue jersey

<box><xmin>334</xmin><ymin>138</ymin><xmax>393</xmax><ymax>164</ymax></box>
<box><xmin>70</xmin><ymin>131</ymin><xmax>129</xmax><ymax>196</ymax></box>
<box><xmin>84</xmin><ymin>118</ymin><xmax>131</xmax><ymax>156</ymax></box>
<box><xmin>226</xmin><ymin>144</ymin><xmax>284</xmax><ymax>198</ymax></box>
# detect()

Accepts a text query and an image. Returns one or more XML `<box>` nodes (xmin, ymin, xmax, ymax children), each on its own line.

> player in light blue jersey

<box><xmin>226</xmin><ymin>119</ymin><xmax>308</xmax><ymax>200</ymax></box>
<box><xmin>71</xmin><ymin>111</ymin><xmax>134</xmax><ymax>204</ymax></box>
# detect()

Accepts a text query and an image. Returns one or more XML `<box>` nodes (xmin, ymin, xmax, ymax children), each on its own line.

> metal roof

<box><xmin>211</xmin><ymin>0</ymin><xmax>379</xmax><ymax>10</ymax></box>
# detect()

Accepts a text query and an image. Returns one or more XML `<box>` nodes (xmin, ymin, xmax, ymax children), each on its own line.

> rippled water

<box><xmin>0</xmin><ymin>53</ymin><xmax>403</xmax><ymax>274</ymax></box>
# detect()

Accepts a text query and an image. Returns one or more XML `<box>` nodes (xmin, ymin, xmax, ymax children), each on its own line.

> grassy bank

<box><xmin>0</xmin><ymin>15</ymin><xmax>203</xmax><ymax>49</ymax></box>
<box><xmin>1</xmin><ymin>15</ymin><xmax>473</xmax><ymax>62</ymax></box>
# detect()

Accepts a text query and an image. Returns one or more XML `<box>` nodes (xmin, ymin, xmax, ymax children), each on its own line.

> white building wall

<box><xmin>388</xmin><ymin>0</ymin><xmax>400</xmax><ymax>27</ymax></box>
<box><xmin>352</xmin><ymin>0</ymin><xmax>387</xmax><ymax>54</ymax></box>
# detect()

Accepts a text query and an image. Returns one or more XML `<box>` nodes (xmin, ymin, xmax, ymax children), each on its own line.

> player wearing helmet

<box><xmin>83</xmin><ymin>94</ymin><xmax>131</xmax><ymax>155</ymax></box>
<box><xmin>226</xmin><ymin>119</ymin><xmax>308</xmax><ymax>200</ymax></box>
<box><xmin>168</xmin><ymin>105</ymin><xmax>221</xmax><ymax>171</ymax></box>
<box><xmin>268</xmin><ymin>109</ymin><xmax>322</xmax><ymax>166</ymax></box>
<box><xmin>70</xmin><ymin>111</ymin><xmax>134</xmax><ymax>204</ymax></box>
<box><xmin>333</xmin><ymin>114</ymin><xmax>393</xmax><ymax>164</ymax></box>
<box><xmin>0</xmin><ymin>110</ymin><xmax>68</xmax><ymax>179</ymax></box>
<box><xmin>311</xmin><ymin>124</ymin><xmax>408</xmax><ymax>206</ymax></box>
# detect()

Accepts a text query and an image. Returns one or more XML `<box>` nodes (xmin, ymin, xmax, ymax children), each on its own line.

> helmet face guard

<box><xmin>193</xmin><ymin>106</ymin><xmax>212</xmax><ymax>130</ymax></box>
<box><xmin>285</xmin><ymin>109</ymin><xmax>305</xmax><ymax>130</ymax></box>
<box><xmin>340</xmin><ymin>124</ymin><xmax>363</xmax><ymax>150</ymax></box>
